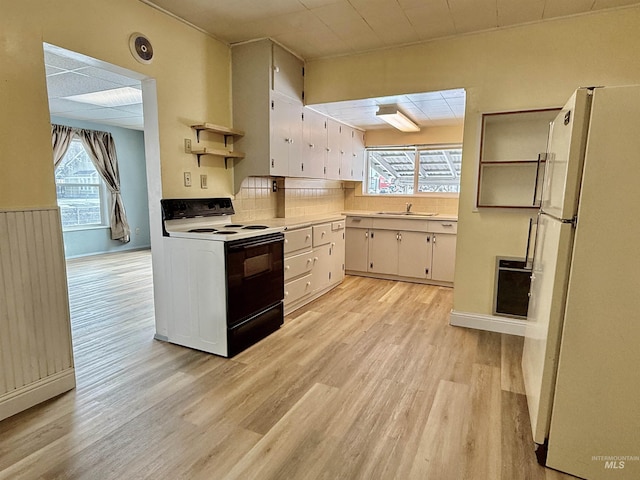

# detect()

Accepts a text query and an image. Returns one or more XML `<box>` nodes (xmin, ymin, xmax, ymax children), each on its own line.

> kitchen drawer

<box><xmin>284</xmin><ymin>273</ymin><xmax>313</xmax><ymax>305</ymax></box>
<box><xmin>313</xmin><ymin>223</ymin><xmax>332</xmax><ymax>246</ymax></box>
<box><xmin>427</xmin><ymin>220</ymin><xmax>458</xmax><ymax>234</ymax></box>
<box><xmin>331</xmin><ymin>220</ymin><xmax>345</xmax><ymax>231</ymax></box>
<box><xmin>284</xmin><ymin>227</ymin><xmax>312</xmax><ymax>254</ymax></box>
<box><xmin>284</xmin><ymin>251</ymin><xmax>315</xmax><ymax>280</ymax></box>
<box><xmin>346</xmin><ymin>216</ymin><xmax>373</xmax><ymax>228</ymax></box>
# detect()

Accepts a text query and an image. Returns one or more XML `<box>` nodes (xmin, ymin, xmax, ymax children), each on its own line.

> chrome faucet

<box><xmin>406</xmin><ymin>202</ymin><xmax>413</xmax><ymax>213</ymax></box>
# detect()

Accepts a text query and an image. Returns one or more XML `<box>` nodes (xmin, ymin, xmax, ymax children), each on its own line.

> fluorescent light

<box><xmin>376</xmin><ymin>105</ymin><xmax>420</xmax><ymax>132</ymax></box>
<box><xmin>63</xmin><ymin>87</ymin><xmax>142</xmax><ymax>107</ymax></box>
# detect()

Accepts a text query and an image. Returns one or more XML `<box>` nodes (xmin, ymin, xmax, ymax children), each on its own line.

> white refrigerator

<box><xmin>522</xmin><ymin>86</ymin><xmax>640</xmax><ymax>479</ymax></box>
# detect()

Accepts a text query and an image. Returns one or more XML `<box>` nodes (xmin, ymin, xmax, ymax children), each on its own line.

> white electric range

<box><xmin>160</xmin><ymin>198</ymin><xmax>285</xmax><ymax>357</ymax></box>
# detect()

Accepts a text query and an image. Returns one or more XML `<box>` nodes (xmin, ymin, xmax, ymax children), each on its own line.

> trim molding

<box><xmin>449</xmin><ymin>310</ymin><xmax>526</xmax><ymax>336</ymax></box>
<box><xmin>0</xmin><ymin>369</ymin><xmax>76</xmax><ymax>422</ymax></box>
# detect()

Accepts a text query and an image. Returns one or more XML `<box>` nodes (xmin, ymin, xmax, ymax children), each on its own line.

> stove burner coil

<box><xmin>243</xmin><ymin>225</ymin><xmax>269</xmax><ymax>230</ymax></box>
<box><xmin>224</xmin><ymin>224</ymin><xmax>244</xmax><ymax>228</ymax></box>
<box><xmin>215</xmin><ymin>231</ymin><xmax>238</xmax><ymax>235</ymax></box>
<box><xmin>189</xmin><ymin>228</ymin><xmax>217</xmax><ymax>233</ymax></box>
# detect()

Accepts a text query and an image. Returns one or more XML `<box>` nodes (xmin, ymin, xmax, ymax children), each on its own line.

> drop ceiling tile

<box><xmin>81</xmin><ymin>67</ymin><xmax>141</xmax><ymax>88</ymax></box>
<box><xmin>311</xmin><ymin>1</ymin><xmax>363</xmax><ymax>24</ymax></box>
<box><xmin>440</xmin><ymin>88</ymin><xmax>466</xmax><ymax>98</ymax></box>
<box><xmin>403</xmin><ymin>1</ymin><xmax>457</xmax><ymax>40</ymax></box>
<box><xmin>497</xmin><ymin>0</ymin><xmax>544</xmax><ymax>26</ymax></box>
<box><xmin>48</xmin><ymin>98</ymin><xmax>104</xmax><ymax>114</ymax></box>
<box><xmin>543</xmin><ymin>0</ymin><xmax>596</xmax><ymax>18</ymax></box>
<box><xmin>60</xmin><ymin>108</ymin><xmax>138</xmax><ymax>121</ymax></box>
<box><xmin>99</xmin><ymin>118</ymin><xmax>145</xmax><ymax>130</ymax></box>
<box><xmin>46</xmin><ymin>72</ymin><xmax>122</xmax><ymax>99</ymax></box>
<box><xmin>447</xmin><ymin>0</ymin><xmax>498</xmax><ymax>33</ymax></box>
<box><xmin>43</xmin><ymin>51</ymin><xmax>91</xmax><ymax>71</ymax></box>
<box><xmin>45</xmin><ymin>65</ymin><xmax>66</xmax><ymax>76</ymax></box>
<box><xmin>115</xmin><ymin>103</ymin><xmax>144</xmax><ymax>115</ymax></box>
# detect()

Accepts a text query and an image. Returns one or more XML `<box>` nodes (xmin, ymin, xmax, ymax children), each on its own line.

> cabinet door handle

<box><xmin>398</xmin><ymin>232</ymin><xmax>402</xmax><ymax>241</ymax></box>
<box><xmin>365</xmin><ymin>231</ymin><xmax>369</xmax><ymax>238</ymax></box>
<box><xmin>433</xmin><ymin>234</ymin><xmax>436</xmax><ymax>244</ymax></box>
<box><xmin>309</xmin><ymin>143</ymin><xmax>314</xmax><ymax>148</ymax></box>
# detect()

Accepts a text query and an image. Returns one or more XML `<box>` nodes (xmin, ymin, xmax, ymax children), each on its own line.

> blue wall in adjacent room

<box><xmin>51</xmin><ymin>117</ymin><xmax>151</xmax><ymax>258</ymax></box>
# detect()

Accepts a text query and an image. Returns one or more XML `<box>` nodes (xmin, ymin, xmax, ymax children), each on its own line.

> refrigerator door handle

<box><xmin>532</xmin><ymin>152</ymin><xmax>547</xmax><ymax>206</ymax></box>
<box><xmin>524</xmin><ymin>216</ymin><xmax>538</xmax><ymax>271</ymax></box>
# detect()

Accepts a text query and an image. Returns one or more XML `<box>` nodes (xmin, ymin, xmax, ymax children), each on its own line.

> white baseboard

<box><xmin>449</xmin><ymin>310</ymin><xmax>526</xmax><ymax>336</ymax></box>
<box><xmin>0</xmin><ymin>369</ymin><xmax>76</xmax><ymax>422</ymax></box>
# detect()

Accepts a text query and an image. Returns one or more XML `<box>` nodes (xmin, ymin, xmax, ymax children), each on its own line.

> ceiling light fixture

<box><xmin>376</xmin><ymin>105</ymin><xmax>420</xmax><ymax>132</ymax></box>
<box><xmin>63</xmin><ymin>86</ymin><xmax>142</xmax><ymax>108</ymax></box>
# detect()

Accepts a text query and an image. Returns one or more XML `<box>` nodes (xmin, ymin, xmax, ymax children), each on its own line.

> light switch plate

<box><xmin>200</xmin><ymin>174</ymin><xmax>208</xmax><ymax>189</ymax></box>
<box><xmin>184</xmin><ymin>138</ymin><xmax>192</xmax><ymax>153</ymax></box>
<box><xmin>184</xmin><ymin>172</ymin><xmax>192</xmax><ymax>187</ymax></box>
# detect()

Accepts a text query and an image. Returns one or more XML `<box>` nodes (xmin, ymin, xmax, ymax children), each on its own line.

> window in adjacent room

<box><xmin>366</xmin><ymin>145</ymin><xmax>462</xmax><ymax>195</ymax></box>
<box><xmin>55</xmin><ymin>139</ymin><xmax>107</xmax><ymax>229</ymax></box>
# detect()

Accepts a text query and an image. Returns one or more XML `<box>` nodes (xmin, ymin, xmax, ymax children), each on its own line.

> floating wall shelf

<box><xmin>191</xmin><ymin>148</ymin><xmax>246</xmax><ymax>168</ymax></box>
<box><xmin>190</xmin><ymin>122</ymin><xmax>245</xmax><ymax>145</ymax></box>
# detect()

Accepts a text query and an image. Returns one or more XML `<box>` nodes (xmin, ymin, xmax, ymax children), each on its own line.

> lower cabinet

<box><xmin>431</xmin><ymin>232</ymin><xmax>456</xmax><ymax>282</ymax></box>
<box><xmin>284</xmin><ymin>219</ymin><xmax>345</xmax><ymax>314</ymax></box>
<box><xmin>345</xmin><ymin>216</ymin><xmax>457</xmax><ymax>286</ymax></box>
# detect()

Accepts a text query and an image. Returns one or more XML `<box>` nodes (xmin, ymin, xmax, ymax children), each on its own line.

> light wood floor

<box><xmin>0</xmin><ymin>249</ymin><xmax>578</xmax><ymax>480</ymax></box>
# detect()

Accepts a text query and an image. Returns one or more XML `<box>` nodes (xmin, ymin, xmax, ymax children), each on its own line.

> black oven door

<box><xmin>225</xmin><ymin>233</ymin><xmax>284</xmax><ymax>327</ymax></box>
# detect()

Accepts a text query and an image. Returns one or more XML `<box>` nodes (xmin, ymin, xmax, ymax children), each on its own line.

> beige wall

<box><xmin>0</xmin><ymin>0</ymin><xmax>233</xmax><ymax>210</ymax></box>
<box><xmin>365</xmin><ymin>124</ymin><xmax>463</xmax><ymax>147</ymax></box>
<box><xmin>306</xmin><ymin>6</ymin><xmax>640</xmax><ymax>316</ymax></box>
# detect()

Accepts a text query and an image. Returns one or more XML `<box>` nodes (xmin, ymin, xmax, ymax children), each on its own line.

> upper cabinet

<box><xmin>477</xmin><ymin>108</ymin><xmax>559</xmax><ymax>208</ymax></box>
<box><xmin>272</xmin><ymin>42</ymin><xmax>305</xmax><ymax>101</ymax></box>
<box><xmin>232</xmin><ymin>38</ymin><xmax>365</xmax><ymax>191</ymax></box>
<box><xmin>232</xmin><ymin>39</ymin><xmax>304</xmax><ymax>192</ymax></box>
<box><xmin>301</xmin><ymin>107</ymin><xmax>327</xmax><ymax>178</ymax></box>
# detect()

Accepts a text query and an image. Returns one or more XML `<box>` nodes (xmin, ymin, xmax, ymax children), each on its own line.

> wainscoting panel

<box><xmin>0</xmin><ymin>207</ymin><xmax>75</xmax><ymax>420</ymax></box>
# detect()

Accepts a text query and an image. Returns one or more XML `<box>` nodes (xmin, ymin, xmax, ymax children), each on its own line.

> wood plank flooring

<box><xmin>0</xmin><ymin>249</ymin><xmax>578</xmax><ymax>480</ymax></box>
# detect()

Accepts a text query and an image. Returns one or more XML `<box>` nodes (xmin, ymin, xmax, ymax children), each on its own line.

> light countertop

<box><xmin>342</xmin><ymin>210</ymin><xmax>458</xmax><ymax>221</ymax></box>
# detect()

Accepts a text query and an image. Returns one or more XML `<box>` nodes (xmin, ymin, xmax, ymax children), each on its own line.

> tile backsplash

<box><xmin>232</xmin><ymin>177</ymin><xmax>458</xmax><ymax>221</ymax></box>
<box><xmin>344</xmin><ymin>184</ymin><xmax>459</xmax><ymax>216</ymax></box>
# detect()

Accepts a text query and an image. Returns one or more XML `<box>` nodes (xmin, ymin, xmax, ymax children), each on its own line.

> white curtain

<box><xmin>52</xmin><ymin>124</ymin><xmax>131</xmax><ymax>244</ymax></box>
<box><xmin>51</xmin><ymin>124</ymin><xmax>74</xmax><ymax>168</ymax></box>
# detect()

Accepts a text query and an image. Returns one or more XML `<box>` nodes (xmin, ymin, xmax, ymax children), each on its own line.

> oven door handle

<box><xmin>227</xmin><ymin>234</ymin><xmax>284</xmax><ymax>251</ymax></box>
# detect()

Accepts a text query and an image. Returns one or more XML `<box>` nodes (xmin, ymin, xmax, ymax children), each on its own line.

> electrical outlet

<box><xmin>184</xmin><ymin>172</ymin><xmax>192</xmax><ymax>187</ymax></box>
<box><xmin>200</xmin><ymin>174</ymin><xmax>208</xmax><ymax>189</ymax></box>
<box><xmin>184</xmin><ymin>138</ymin><xmax>192</xmax><ymax>153</ymax></box>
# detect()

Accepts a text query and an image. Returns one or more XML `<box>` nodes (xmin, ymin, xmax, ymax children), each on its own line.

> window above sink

<box><xmin>366</xmin><ymin>145</ymin><xmax>462</xmax><ymax>196</ymax></box>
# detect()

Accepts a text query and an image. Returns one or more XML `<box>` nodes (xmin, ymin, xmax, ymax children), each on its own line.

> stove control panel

<box><xmin>161</xmin><ymin>197</ymin><xmax>235</xmax><ymax>220</ymax></box>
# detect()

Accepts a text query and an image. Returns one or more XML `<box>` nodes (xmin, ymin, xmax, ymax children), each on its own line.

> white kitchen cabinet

<box><xmin>284</xmin><ymin>227</ymin><xmax>313</xmax><ymax>311</ymax></box>
<box><xmin>345</xmin><ymin>215</ymin><xmax>456</xmax><ymax>286</ymax></box>
<box><xmin>312</xmin><ymin>221</ymin><xmax>345</xmax><ymax>293</ymax></box>
<box><xmin>427</xmin><ymin>219</ymin><xmax>457</xmax><ymax>282</ymax></box>
<box><xmin>431</xmin><ymin>233</ymin><xmax>457</xmax><ymax>282</ymax></box>
<box><xmin>330</xmin><ymin>220</ymin><xmax>346</xmax><ymax>284</ymax></box>
<box><xmin>369</xmin><ymin>229</ymin><xmax>431</xmax><ymax>279</ymax></box>
<box><xmin>397</xmin><ymin>231</ymin><xmax>432</xmax><ymax>279</ymax></box>
<box><xmin>345</xmin><ymin>216</ymin><xmax>372</xmax><ymax>272</ymax></box>
<box><xmin>368</xmin><ymin>229</ymin><xmax>399</xmax><ymax>275</ymax></box>
<box><xmin>231</xmin><ymin>39</ymin><xmax>305</xmax><ymax>192</ymax></box>
<box><xmin>272</xmin><ymin>94</ymin><xmax>303</xmax><ymax>177</ymax></box>
<box><xmin>284</xmin><ymin>219</ymin><xmax>346</xmax><ymax>314</ymax></box>
<box><xmin>325</xmin><ymin>118</ymin><xmax>342</xmax><ymax>180</ymax></box>
<box><xmin>340</xmin><ymin>125</ymin><xmax>366</xmax><ymax>181</ymax></box>
<box><xmin>302</xmin><ymin>108</ymin><xmax>327</xmax><ymax>178</ymax></box>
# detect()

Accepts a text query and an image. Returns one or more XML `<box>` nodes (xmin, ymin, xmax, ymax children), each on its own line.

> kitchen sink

<box><xmin>376</xmin><ymin>211</ymin><xmax>438</xmax><ymax>216</ymax></box>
